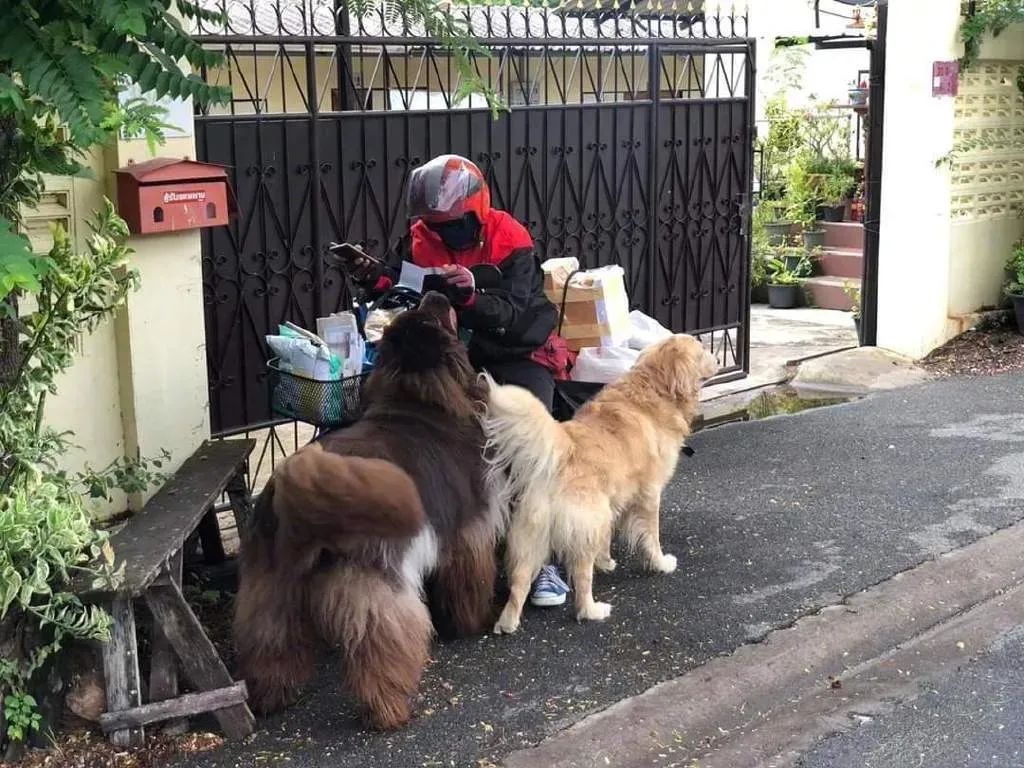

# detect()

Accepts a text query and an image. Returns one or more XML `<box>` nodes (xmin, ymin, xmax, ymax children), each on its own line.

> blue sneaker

<box><xmin>530</xmin><ymin>565</ymin><xmax>570</xmax><ymax>607</ymax></box>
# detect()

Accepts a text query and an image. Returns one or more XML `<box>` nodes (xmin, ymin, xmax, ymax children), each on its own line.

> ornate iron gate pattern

<box><xmin>194</xmin><ymin>1</ymin><xmax>755</xmax><ymax>435</ymax></box>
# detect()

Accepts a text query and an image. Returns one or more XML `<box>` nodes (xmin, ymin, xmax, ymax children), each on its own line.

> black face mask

<box><xmin>427</xmin><ymin>214</ymin><xmax>482</xmax><ymax>251</ymax></box>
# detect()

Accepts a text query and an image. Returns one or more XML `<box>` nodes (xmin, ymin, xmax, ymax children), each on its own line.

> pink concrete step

<box><xmin>823</xmin><ymin>222</ymin><xmax>865</xmax><ymax>251</ymax></box>
<box><xmin>805</xmin><ymin>276</ymin><xmax>860</xmax><ymax>311</ymax></box>
<box><xmin>815</xmin><ymin>247</ymin><xmax>863</xmax><ymax>280</ymax></box>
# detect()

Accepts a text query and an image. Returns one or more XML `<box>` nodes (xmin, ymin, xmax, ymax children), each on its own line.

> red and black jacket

<box><xmin>380</xmin><ymin>210</ymin><xmax>558</xmax><ymax>367</ymax></box>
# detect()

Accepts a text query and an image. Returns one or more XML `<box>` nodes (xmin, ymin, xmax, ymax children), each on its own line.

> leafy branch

<box><xmin>960</xmin><ymin>0</ymin><xmax>1024</xmax><ymax>75</ymax></box>
<box><xmin>0</xmin><ymin>203</ymin><xmax>145</xmax><ymax>746</ymax></box>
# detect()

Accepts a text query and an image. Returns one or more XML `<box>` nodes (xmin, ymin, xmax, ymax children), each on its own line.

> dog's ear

<box><xmin>642</xmin><ymin>334</ymin><xmax>713</xmax><ymax>401</ymax></box>
<box><xmin>670</xmin><ymin>335</ymin><xmax>717</xmax><ymax>397</ymax></box>
<box><xmin>418</xmin><ymin>291</ymin><xmax>458</xmax><ymax>335</ymax></box>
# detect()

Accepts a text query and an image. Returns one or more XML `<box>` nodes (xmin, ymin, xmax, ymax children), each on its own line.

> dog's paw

<box><xmin>653</xmin><ymin>553</ymin><xmax>678</xmax><ymax>574</ymax></box>
<box><xmin>596</xmin><ymin>557</ymin><xmax>617</xmax><ymax>573</ymax></box>
<box><xmin>493</xmin><ymin>611</ymin><xmax>520</xmax><ymax>635</ymax></box>
<box><xmin>577</xmin><ymin>601</ymin><xmax>612</xmax><ymax>622</ymax></box>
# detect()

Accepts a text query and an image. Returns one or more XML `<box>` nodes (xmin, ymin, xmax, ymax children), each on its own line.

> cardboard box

<box><xmin>542</xmin><ymin>259</ymin><xmax>631</xmax><ymax>351</ymax></box>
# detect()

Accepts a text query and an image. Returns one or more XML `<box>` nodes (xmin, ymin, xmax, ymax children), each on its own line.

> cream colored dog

<box><xmin>484</xmin><ymin>334</ymin><xmax>717</xmax><ymax>633</ymax></box>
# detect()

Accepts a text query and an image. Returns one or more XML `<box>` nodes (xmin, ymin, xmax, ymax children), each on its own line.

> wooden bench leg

<box><xmin>225</xmin><ymin>470</ymin><xmax>253</xmax><ymax>535</ymax></box>
<box><xmin>101</xmin><ymin>597</ymin><xmax>145</xmax><ymax>747</ymax></box>
<box><xmin>149</xmin><ymin>551</ymin><xmax>186</xmax><ymax>735</ymax></box>
<box><xmin>196</xmin><ymin>508</ymin><xmax>226</xmax><ymax>564</ymax></box>
<box><xmin>144</xmin><ymin>581</ymin><xmax>255</xmax><ymax>740</ymax></box>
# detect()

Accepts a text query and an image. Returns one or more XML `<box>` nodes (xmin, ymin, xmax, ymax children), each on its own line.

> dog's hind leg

<box><xmin>234</xmin><ymin>545</ymin><xmax>316</xmax><ymax>713</ymax></box>
<box><xmin>311</xmin><ymin>567</ymin><xmax>432</xmax><ymax>730</ymax></box>
<box><xmin>430</xmin><ymin>520</ymin><xmax>498</xmax><ymax>638</ymax></box>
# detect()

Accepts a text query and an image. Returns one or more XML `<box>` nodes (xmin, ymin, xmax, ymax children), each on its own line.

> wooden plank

<box><xmin>144</xmin><ymin>581</ymin><xmax>255</xmax><ymax>740</ymax></box>
<box><xmin>101</xmin><ymin>598</ymin><xmax>144</xmax><ymax>747</ymax></box>
<box><xmin>149</xmin><ymin>551</ymin><xmax>185</xmax><ymax>734</ymax></box>
<box><xmin>99</xmin><ymin>683</ymin><xmax>248</xmax><ymax>733</ymax></box>
<box><xmin>96</xmin><ymin>439</ymin><xmax>255</xmax><ymax>597</ymax></box>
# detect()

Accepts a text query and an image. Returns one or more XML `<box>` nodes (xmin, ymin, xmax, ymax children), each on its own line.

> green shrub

<box><xmin>1006</xmin><ymin>240</ymin><xmax>1024</xmax><ymax>296</ymax></box>
<box><xmin>0</xmin><ymin>203</ymin><xmax>160</xmax><ymax>746</ymax></box>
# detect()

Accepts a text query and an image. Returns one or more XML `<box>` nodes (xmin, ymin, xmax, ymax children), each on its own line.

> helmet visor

<box><xmin>407</xmin><ymin>155</ymin><xmax>484</xmax><ymax>222</ymax></box>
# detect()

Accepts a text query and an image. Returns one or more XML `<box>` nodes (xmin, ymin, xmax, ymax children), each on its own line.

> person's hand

<box><xmin>440</xmin><ymin>264</ymin><xmax>475</xmax><ymax>306</ymax></box>
<box><xmin>350</xmin><ymin>255</ymin><xmax>384</xmax><ymax>287</ymax></box>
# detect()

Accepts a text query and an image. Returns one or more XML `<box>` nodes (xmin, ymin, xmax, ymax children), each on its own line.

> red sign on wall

<box><xmin>933</xmin><ymin>61</ymin><xmax>960</xmax><ymax>97</ymax></box>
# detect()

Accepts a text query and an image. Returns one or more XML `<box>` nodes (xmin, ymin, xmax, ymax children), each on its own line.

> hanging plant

<box><xmin>960</xmin><ymin>0</ymin><xmax>1024</xmax><ymax>95</ymax></box>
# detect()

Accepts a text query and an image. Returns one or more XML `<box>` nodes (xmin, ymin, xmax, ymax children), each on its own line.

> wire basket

<box><xmin>267</xmin><ymin>359</ymin><xmax>367</xmax><ymax>428</ymax></box>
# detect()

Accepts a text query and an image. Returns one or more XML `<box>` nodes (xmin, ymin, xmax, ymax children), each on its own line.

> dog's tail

<box><xmin>273</xmin><ymin>443</ymin><xmax>426</xmax><ymax>548</ymax></box>
<box><xmin>481</xmin><ymin>373</ymin><xmax>567</xmax><ymax>509</ymax></box>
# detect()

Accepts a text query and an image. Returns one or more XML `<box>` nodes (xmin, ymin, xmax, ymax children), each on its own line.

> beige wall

<box><xmin>32</xmin><ymin>149</ymin><xmax>130</xmax><ymax>517</ymax></box>
<box><xmin>107</xmin><ymin>138</ymin><xmax>211</xmax><ymax>511</ymax></box>
<box><xmin>947</xmin><ymin>31</ymin><xmax>1024</xmax><ymax>317</ymax></box>
<box><xmin>29</xmin><ymin>130</ymin><xmax>211</xmax><ymax>519</ymax></box>
<box><xmin>876</xmin><ymin>7</ymin><xmax>1024</xmax><ymax>359</ymax></box>
<box><xmin>875</xmin><ymin>0</ymin><xmax>961</xmax><ymax>360</ymax></box>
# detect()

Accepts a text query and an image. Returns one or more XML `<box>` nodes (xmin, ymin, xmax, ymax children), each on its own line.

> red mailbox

<box><xmin>115</xmin><ymin>157</ymin><xmax>235</xmax><ymax>235</ymax></box>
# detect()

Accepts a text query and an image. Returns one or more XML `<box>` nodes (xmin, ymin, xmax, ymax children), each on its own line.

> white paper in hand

<box><xmin>397</xmin><ymin>261</ymin><xmax>444</xmax><ymax>293</ymax></box>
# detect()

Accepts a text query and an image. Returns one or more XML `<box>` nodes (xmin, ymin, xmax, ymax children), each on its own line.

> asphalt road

<box><xmin>799</xmin><ymin>626</ymin><xmax>1024</xmax><ymax>768</ymax></box>
<box><xmin>177</xmin><ymin>372</ymin><xmax>1024</xmax><ymax>768</ymax></box>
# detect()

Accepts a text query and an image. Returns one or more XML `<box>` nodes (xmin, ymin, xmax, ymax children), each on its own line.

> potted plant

<box><xmin>759</xmin><ymin>200</ymin><xmax>792</xmax><ymax>245</ymax></box>
<box><xmin>757</xmin><ymin>93</ymin><xmax>805</xmax><ymax>246</ymax></box>
<box><xmin>850</xmin><ymin>182</ymin><xmax>866</xmax><ymax>223</ymax></box>
<box><xmin>780</xmin><ymin>245</ymin><xmax>811</xmax><ymax>275</ymax></box>
<box><xmin>1005</xmin><ymin>241</ymin><xmax>1024</xmax><ymax>335</ymax></box>
<box><xmin>799</xmin><ymin>215</ymin><xmax>826</xmax><ymax>251</ymax></box>
<box><xmin>848</xmin><ymin>79</ymin><xmax>869</xmax><ymax>111</ymax></box>
<box><xmin>843</xmin><ymin>281</ymin><xmax>862</xmax><ymax>337</ymax></box>
<box><xmin>751</xmin><ymin>250</ymin><xmax>770</xmax><ymax>304</ymax></box>
<box><xmin>820</xmin><ymin>165</ymin><xmax>857</xmax><ymax>222</ymax></box>
<box><xmin>767</xmin><ymin>258</ymin><xmax>803</xmax><ymax>309</ymax></box>
<box><xmin>750</xmin><ymin>214</ymin><xmax>772</xmax><ymax>304</ymax></box>
<box><xmin>784</xmin><ymin>162</ymin><xmax>825</xmax><ymax>252</ymax></box>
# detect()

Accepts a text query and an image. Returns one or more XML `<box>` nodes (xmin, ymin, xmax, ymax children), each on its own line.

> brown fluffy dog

<box><xmin>234</xmin><ymin>293</ymin><xmax>502</xmax><ymax>729</ymax></box>
<box><xmin>484</xmin><ymin>334</ymin><xmax>717</xmax><ymax>633</ymax></box>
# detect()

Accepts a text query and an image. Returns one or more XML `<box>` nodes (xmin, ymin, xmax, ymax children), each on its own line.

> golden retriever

<box><xmin>483</xmin><ymin>334</ymin><xmax>717</xmax><ymax>633</ymax></box>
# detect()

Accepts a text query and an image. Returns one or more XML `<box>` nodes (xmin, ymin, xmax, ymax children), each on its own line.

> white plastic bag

<box><xmin>570</xmin><ymin>346</ymin><xmax>640</xmax><ymax>384</ymax></box>
<box><xmin>628</xmin><ymin>310</ymin><xmax>673</xmax><ymax>350</ymax></box>
<box><xmin>265</xmin><ymin>335</ymin><xmax>338</xmax><ymax>380</ymax></box>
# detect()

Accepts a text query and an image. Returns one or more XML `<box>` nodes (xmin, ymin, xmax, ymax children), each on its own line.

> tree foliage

<box><xmin>0</xmin><ymin>0</ymin><xmax>234</xmax><ymax>303</ymax></box>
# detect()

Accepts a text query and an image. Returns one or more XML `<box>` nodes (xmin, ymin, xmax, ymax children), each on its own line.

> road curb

<box><xmin>502</xmin><ymin>518</ymin><xmax>1024</xmax><ymax>768</ymax></box>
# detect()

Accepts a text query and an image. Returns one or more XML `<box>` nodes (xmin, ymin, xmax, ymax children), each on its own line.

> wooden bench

<box><xmin>81</xmin><ymin>439</ymin><xmax>257</xmax><ymax>747</ymax></box>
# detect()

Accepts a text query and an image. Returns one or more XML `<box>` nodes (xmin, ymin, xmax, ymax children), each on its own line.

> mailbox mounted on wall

<box><xmin>115</xmin><ymin>157</ymin><xmax>236</xmax><ymax>235</ymax></box>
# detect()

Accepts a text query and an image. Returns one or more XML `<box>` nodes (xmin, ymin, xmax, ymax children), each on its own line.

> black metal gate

<box><xmin>195</xmin><ymin>3</ymin><xmax>754</xmax><ymax>435</ymax></box>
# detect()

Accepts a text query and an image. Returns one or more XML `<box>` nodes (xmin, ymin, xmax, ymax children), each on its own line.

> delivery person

<box><xmin>347</xmin><ymin>154</ymin><xmax>570</xmax><ymax>608</ymax></box>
